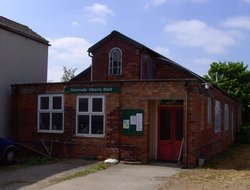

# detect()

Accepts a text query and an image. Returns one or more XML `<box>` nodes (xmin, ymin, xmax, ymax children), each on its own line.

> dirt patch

<box><xmin>159</xmin><ymin>145</ymin><xmax>250</xmax><ymax>190</ymax></box>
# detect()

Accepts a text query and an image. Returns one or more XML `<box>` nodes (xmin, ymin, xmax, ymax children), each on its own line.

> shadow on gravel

<box><xmin>0</xmin><ymin>159</ymin><xmax>96</xmax><ymax>190</ymax></box>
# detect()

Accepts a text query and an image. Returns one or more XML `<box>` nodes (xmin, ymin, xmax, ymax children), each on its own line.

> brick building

<box><xmin>12</xmin><ymin>31</ymin><xmax>242</xmax><ymax>168</ymax></box>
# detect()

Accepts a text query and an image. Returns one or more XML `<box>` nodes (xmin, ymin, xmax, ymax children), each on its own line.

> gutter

<box><xmin>88</xmin><ymin>52</ymin><xmax>93</xmax><ymax>82</ymax></box>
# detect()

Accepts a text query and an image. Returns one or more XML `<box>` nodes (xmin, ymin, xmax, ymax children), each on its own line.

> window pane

<box><xmin>78</xmin><ymin>115</ymin><xmax>89</xmax><ymax>134</ymax></box>
<box><xmin>40</xmin><ymin>97</ymin><xmax>49</xmax><ymax>109</ymax></box>
<box><xmin>79</xmin><ymin>98</ymin><xmax>88</xmax><ymax>112</ymax></box>
<box><xmin>53</xmin><ymin>97</ymin><xmax>62</xmax><ymax>109</ymax></box>
<box><xmin>160</xmin><ymin>109</ymin><xmax>171</xmax><ymax>140</ymax></box>
<box><xmin>207</xmin><ymin>98</ymin><xmax>212</xmax><ymax>123</ymax></box>
<box><xmin>113</xmin><ymin>61</ymin><xmax>119</xmax><ymax>68</ymax></box>
<box><xmin>215</xmin><ymin>100</ymin><xmax>221</xmax><ymax>131</ymax></box>
<box><xmin>224</xmin><ymin>104</ymin><xmax>229</xmax><ymax>130</ymax></box>
<box><xmin>52</xmin><ymin>113</ymin><xmax>63</xmax><ymax>130</ymax></box>
<box><xmin>109</xmin><ymin>48</ymin><xmax>122</xmax><ymax>75</ymax></box>
<box><xmin>91</xmin><ymin>116</ymin><xmax>103</xmax><ymax>134</ymax></box>
<box><xmin>113</xmin><ymin>68</ymin><xmax>119</xmax><ymax>75</ymax></box>
<box><xmin>39</xmin><ymin>113</ymin><xmax>50</xmax><ymax>130</ymax></box>
<box><xmin>92</xmin><ymin>98</ymin><xmax>103</xmax><ymax>112</ymax></box>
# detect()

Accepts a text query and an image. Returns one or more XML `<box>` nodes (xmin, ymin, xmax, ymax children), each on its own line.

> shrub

<box><xmin>238</xmin><ymin>123</ymin><xmax>250</xmax><ymax>144</ymax></box>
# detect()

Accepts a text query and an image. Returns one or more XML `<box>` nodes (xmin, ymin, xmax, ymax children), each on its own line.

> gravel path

<box><xmin>0</xmin><ymin>159</ymin><xmax>96</xmax><ymax>190</ymax></box>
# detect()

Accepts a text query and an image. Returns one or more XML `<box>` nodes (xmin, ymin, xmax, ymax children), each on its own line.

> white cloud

<box><xmin>145</xmin><ymin>0</ymin><xmax>168</xmax><ymax>9</ymax></box>
<box><xmin>242</xmin><ymin>0</ymin><xmax>250</xmax><ymax>3</ymax></box>
<box><xmin>190</xmin><ymin>0</ymin><xmax>210</xmax><ymax>3</ymax></box>
<box><xmin>84</xmin><ymin>3</ymin><xmax>114</xmax><ymax>25</ymax></box>
<box><xmin>48</xmin><ymin>37</ymin><xmax>92</xmax><ymax>82</ymax></box>
<box><xmin>71</xmin><ymin>21</ymin><xmax>80</xmax><ymax>27</ymax></box>
<box><xmin>145</xmin><ymin>0</ymin><xmax>209</xmax><ymax>8</ymax></box>
<box><xmin>47</xmin><ymin>66</ymin><xmax>65</xmax><ymax>83</ymax></box>
<box><xmin>154</xmin><ymin>46</ymin><xmax>170</xmax><ymax>56</ymax></box>
<box><xmin>193</xmin><ymin>57</ymin><xmax>215</xmax><ymax>65</ymax></box>
<box><xmin>164</xmin><ymin>19</ymin><xmax>236</xmax><ymax>54</ymax></box>
<box><xmin>222</xmin><ymin>16</ymin><xmax>250</xmax><ymax>30</ymax></box>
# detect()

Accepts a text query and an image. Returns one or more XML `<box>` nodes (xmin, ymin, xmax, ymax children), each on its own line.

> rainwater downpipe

<box><xmin>88</xmin><ymin>52</ymin><xmax>93</xmax><ymax>82</ymax></box>
<box><xmin>184</xmin><ymin>84</ymin><xmax>189</xmax><ymax>168</ymax></box>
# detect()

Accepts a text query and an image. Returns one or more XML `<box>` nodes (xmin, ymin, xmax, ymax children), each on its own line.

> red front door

<box><xmin>157</xmin><ymin>106</ymin><xmax>183</xmax><ymax>161</ymax></box>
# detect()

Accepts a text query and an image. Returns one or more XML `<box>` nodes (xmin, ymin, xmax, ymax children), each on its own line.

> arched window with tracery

<box><xmin>109</xmin><ymin>47</ymin><xmax>122</xmax><ymax>75</ymax></box>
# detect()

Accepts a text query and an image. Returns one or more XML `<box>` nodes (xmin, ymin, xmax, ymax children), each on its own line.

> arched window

<box><xmin>109</xmin><ymin>47</ymin><xmax>122</xmax><ymax>75</ymax></box>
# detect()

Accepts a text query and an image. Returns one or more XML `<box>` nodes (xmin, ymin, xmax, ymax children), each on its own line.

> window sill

<box><xmin>37</xmin><ymin>130</ymin><xmax>64</xmax><ymax>134</ymax></box>
<box><xmin>105</xmin><ymin>74</ymin><xmax>124</xmax><ymax>79</ymax></box>
<box><xmin>214</xmin><ymin>129</ymin><xmax>221</xmax><ymax>133</ymax></box>
<box><xmin>74</xmin><ymin>134</ymin><xmax>105</xmax><ymax>138</ymax></box>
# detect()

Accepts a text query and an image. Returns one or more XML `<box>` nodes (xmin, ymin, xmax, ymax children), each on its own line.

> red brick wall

<box><xmin>12</xmin><ymin>81</ymin><xmax>186</xmax><ymax>162</ymax></box>
<box><xmin>154</xmin><ymin>59</ymin><xmax>191</xmax><ymax>79</ymax></box>
<box><xmin>12</xmin><ymin>80</ymin><xmax>241</xmax><ymax>168</ymax></box>
<box><xmin>118</xmin><ymin>81</ymin><xmax>187</xmax><ymax>163</ymax></box>
<box><xmin>186</xmin><ymin>84</ymin><xmax>241</xmax><ymax>167</ymax></box>
<box><xmin>91</xmin><ymin>36</ymin><xmax>141</xmax><ymax>81</ymax></box>
<box><xmin>70</xmin><ymin>34</ymin><xmax>199</xmax><ymax>85</ymax></box>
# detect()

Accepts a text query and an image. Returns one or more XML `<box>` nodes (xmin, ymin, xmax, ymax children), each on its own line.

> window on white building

<box><xmin>109</xmin><ymin>47</ymin><xmax>122</xmax><ymax>75</ymax></box>
<box><xmin>38</xmin><ymin>95</ymin><xmax>64</xmax><ymax>132</ymax></box>
<box><xmin>76</xmin><ymin>96</ymin><xmax>105</xmax><ymax>137</ymax></box>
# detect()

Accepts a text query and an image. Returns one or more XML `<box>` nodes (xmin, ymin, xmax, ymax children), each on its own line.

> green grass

<box><xmin>20</xmin><ymin>157</ymin><xmax>59</xmax><ymax>166</ymax></box>
<box><xmin>0</xmin><ymin>180</ymin><xmax>26</xmax><ymax>187</ymax></box>
<box><xmin>50</xmin><ymin>162</ymin><xmax>108</xmax><ymax>184</ymax></box>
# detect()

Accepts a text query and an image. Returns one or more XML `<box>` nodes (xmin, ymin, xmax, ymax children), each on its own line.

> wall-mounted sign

<box><xmin>122</xmin><ymin>109</ymin><xmax>144</xmax><ymax>136</ymax></box>
<box><xmin>64</xmin><ymin>86</ymin><xmax>120</xmax><ymax>93</ymax></box>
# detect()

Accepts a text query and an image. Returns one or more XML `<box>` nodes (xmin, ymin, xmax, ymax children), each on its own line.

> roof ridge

<box><xmin>88</xmin><ymin>30</ymin><xmax>207</xmax><ymax>82</ymax></box>
<box><xmin>0</xmin><ymin>16</ymin><xmax>49</xmax><ymax>45</ymax></box>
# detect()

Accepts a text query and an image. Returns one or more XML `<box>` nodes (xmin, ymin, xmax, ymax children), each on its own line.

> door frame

<box><xmin>157</xmin><ymin>105</ymin><xmax>183</xmax><ymax>161</ymax></box>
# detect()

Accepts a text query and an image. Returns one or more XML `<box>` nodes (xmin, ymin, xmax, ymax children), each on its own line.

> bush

<box><xmin>238</xmin><ymin>123</ymin><xmax>250</xmax><ymax>144</ymax></box>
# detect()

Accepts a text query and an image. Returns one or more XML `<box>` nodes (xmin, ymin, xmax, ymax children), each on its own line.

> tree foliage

<box><xmin>61</xmin><ymin>66</ymin><xmax>77</xmax><ymax>82</ymax></box>
<box><xmin>204</xmin><ymin>61</ymin><xmax>250</xmax><ymax>124</ymax></box>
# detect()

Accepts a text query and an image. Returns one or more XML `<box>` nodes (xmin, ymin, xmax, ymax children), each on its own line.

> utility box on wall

<box><xmin>122</xmin><ymin>109</ymin><xmax>144</xmax><ymax>136</ymax></box>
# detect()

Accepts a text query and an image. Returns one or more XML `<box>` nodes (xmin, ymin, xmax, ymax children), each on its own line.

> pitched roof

<box><xmin>0</xmin><ymin>16</ymin><xmax>49</xmax><ymax>45</ymax></box>
<box><xmin>88</xmin><ymin>30</ymin><xmax>165</xmax><ymax>59</ymax></box>
<box><xmin>88</xmin><ymin>30</ymin><xmax>207</xmax><ymax>83</ymax></box>
<box><xmin>70</xmin><ymin>66</ymin><xmax>91</xmax><ymax>82</ymax></box>
<box><xmin>72</xmin><ymin>30</ymin><xmax>241</xmax><ymax>103</ymax></box>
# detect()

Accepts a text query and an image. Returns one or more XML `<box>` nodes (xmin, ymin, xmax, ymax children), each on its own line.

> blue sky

<box><xmin>1</xmin><ymin>0</ymin><xmax>250</xmax><ymax>82</ymax></box>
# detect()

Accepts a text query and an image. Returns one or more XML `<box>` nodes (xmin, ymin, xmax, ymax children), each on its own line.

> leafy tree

<box><xmin>204</xmin><ymin>61</ymin><xmax>250</xmax><ymax>124</ymax></box>
<box><xmin>61</xmin><ymin>66</ymin><xmax>77</xmax><ymax>82</ymax></box>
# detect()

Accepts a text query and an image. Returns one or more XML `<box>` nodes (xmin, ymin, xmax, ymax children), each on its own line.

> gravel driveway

<box><xmin>0</xmin><ymin>159</ymin><xmax>96</xmax><ymax>190</ymax></box>
<box><xmin>0</xmin><ymin>160</ymin><xmax>180</xmax><ymax>190</ymax></box>
<box><xmin>42</xmin><ymin>162</ymin><xmax>181</xmax><ymax>190</ymax></box>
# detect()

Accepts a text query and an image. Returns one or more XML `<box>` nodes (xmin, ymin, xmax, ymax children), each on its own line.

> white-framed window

<box><xmin>38</xmin><ymin>94</ymin><xmax>64</xmax><ymax>133</ymax></box>
<box><xmin>207</xmin><ymin>97</ymin><xmax>212</xmax><ymax>124</ymax></box>
<box><xmin>231</xmin><ymin>109</ymin><xmax>235</xmax><ymax>141</ymax></box>
<box><xmin>215</xmin><ymin>100</ymin><xmax>221</xmax><ymax>132</ymax></box>
<box><xmin>224</xmin><ymin>104</ymin><xmax>229</xmax><ymax>130</ymax></box>
<box><xmin>76</xmin><ymin>96</ymin><xmax>105</xmax><ymax>137</ymax></box>
<box><xmin>109</xmin><ymin>47</ymin><xmax>122</xmax><ymax>75</ymax></box>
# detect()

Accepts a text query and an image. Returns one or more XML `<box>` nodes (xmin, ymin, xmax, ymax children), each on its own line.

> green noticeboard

<box><xmin>122</xmin><ymin>109</ymin><xmax>144</xmax><ymax>136</ymax></box>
